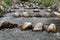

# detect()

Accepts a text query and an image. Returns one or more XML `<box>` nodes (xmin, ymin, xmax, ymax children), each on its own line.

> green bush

<box><xmin>42</xmin><ymin>0</ymin><xmax>53</xmax><ymax>7</ymax></box>
<box><xmin>3</xmin><ymin>0</ymin><xmax>11</xmax><ymax>5</ymax></box>
<box><xmin>0</xmin><ymin>0</ymin><xmax>11</xmax><ymax>14</ymax></box>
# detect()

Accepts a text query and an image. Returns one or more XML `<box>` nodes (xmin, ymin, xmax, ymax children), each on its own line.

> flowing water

<box><xmin>0</xmin><ymin>3</ymin><xmax>60</xmax><ymax>40</ymax></box>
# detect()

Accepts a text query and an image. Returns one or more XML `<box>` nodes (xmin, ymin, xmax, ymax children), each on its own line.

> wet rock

<box><xmin>5</xmin><ymin>7</ymin><xmax>11</xmax><ymax>13</ymax></box>
<box><xmin>46</xmin><ymin>23</ymin><xmax>57</xmax><ymax>33</ymax></box>
<box><xmin>46</xmin><ymin>7</ymin><xmax>52</xmax><ymax>12</ymax></box>
<box><xmin>58</xmin><ymin>8</ymin><xmax>60</xmax><ymax>13</ymax></box>
<box><xmin>0</xmin><ymin>14</ymin><xmax>4</xmax><ymax>17</ymax></box>
<box><xmin>13</xmin><ymin>12</ymin><xmax>20</xmax><ymax>18</ymax></box>
<box><xmin>25</xmin><ymin>5</ymin><xmax>30</xmax><ymax>9</ymax></box>
<box><xmin>33</xmin><ymin>5</ymin><xmax>39</xmax><ymax>9</ymax></box>
<box><xmin>34</xmin><ymin>13</ymin><xmax>41</xmax><ymax>17</ymax></box>
<box><xmin>14</xmin><ymin>4</ymin><xmax>19</xmax><ymax>9</ymax></box>
<box><xmin>23</xmin><ymin>4</ymin><xmax>26</xmax><ymax>7</ymax></box>
<box><xmin>20</xmin><ymin>22</ymin><xmax>33</xmax><ymax>30</ymax></box>
<box><xmin>40</xmin><ymin>6</ymin><xmax>46</xmax><ymax>9</ymax></box>
<box><xmin>19</xmin><ymin>9</ymin><xmax>26</xmax><ymax>12</ymax></box>
<box><xmin>11</xmin><ymin>6</ymin><xmax>14</xmax><ymax>9</ymax></box>
<box><xmin>33</xmin><ymin>9</ymin><xmax>40</xmax><ymax>12</ymax></box>
<box><xmin>45</xmin><ymin>12</ymin><xmax>52</xmax><ymax>17</ymax></box>
<box><xmin>22</xmin><ymin>12</ymin><xmax>30</xmax><ymax>17</ymax></box>
<box><xmin>54</xmin><ymin>12</ymin><xmax>60</xmax><ymax>18</ymax></box>
<box><xmin>0</xmin><ymin>21</ymin><xmax>18</xmax><ymax>29</ymax></box>
<box><xmin>20</xmin><ymin>3</ymin><xmax>23</xmax><ymax>7</ymax></box>
<box><xmin>33</xmin><ymin>23</ymin><xmax>44</xmax><ymax>31</ymax></box>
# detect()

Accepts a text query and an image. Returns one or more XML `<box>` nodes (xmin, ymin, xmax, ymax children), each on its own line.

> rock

<box><xmin>54</xmin><ymin>12</ymin><xmax>60</xmax><ymax>18</ymax></box>
<box><xmin>33</xmin><ymin>23</ymin><xmax>44</xmax><ymax>31</ymax></box>
<box><xmin>19</xmin><ymin>9</ymin><xmax>26</xmax><ymax>12</ymax></box>
<box><xmin>20</xmin><ymin>22</ymin><xmax>33</xmax><ymax>30</ymax></box>
<box><xmin>58</xmin><ymin>8</ymin><xmax>60</xmax><ymax>13</ymax></box>
<box><xmin>46</xmin><ymin>7</ymin><xmax>52</xmax><ymax>12</ymax></box>
<box><xmin>46</xmin><ymin>23</ymin><xmax>57</xmax><ymax>33</ymax></box>
<box><xmin>11</xmin><ymin>6</ymin><xmax>14</xmax><ymax>9</ymax></box>
<box><xmin>13</xmin><ymin>12</ymin><xmax>20</xmax><ymax>18</ymax></box>
<box><xmin>25</xmin><ymin>5</ymin><xmax>30</xmax><ymax>9</ymax></box>
<box><xmin>45</xmin><ymin>12</ymin><xmax>52</xmax><ymax>17</ymax></box>
<box><xmin>34</xmin><ymin>13</ymin><xmax>41</xmax><ymax>17</ymax></box>
<box><xmin>20</xmin><ymin>3</ymin><xmax>23</xmax><ymax>7</ymax></box>
<box><xmin>0</xmin><ymin>14</ymin><xmax>4</xmax><ymax>17</ymax></box>
<box><xmin>34</xmin><ymin>9</ymin><xmax>40</xmax><ymax>12</ymax></box>
<box><xmin>0</xmin><ymin>21</ymin><xmax>18</xmax><ymax>29</ymax></box>
<box><xmin>47</xmin><ymin>9</ymin><xmax>52</xmax><ymax>12</ymax></box>
<box><xmin>33</xmin><ymin>6</ymin><xmax>40</xmax><ymax>9</ymax></box>
<box><xmin>14</xmin><ymin>4</ymin><xmax>19</xmax><ymax>9</ymax></box>
<box><xmin>22</xmin><ymin>12</ymin><xmax>30</xmax><ymax>17</ymax></box>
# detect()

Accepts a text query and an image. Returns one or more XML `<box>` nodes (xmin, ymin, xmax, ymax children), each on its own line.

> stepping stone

<box><xmin>14</xmin><ymin>4</ymin><xmax>19</xmax><ymax>9</ymax></box>
<box><xmin>46</xmin><ymin>7</ymin><xmax>52</xmax><ymax>12</ymax></box>
<box><xmin>34</xmin><ymin>13</ymin><xmax>42</xmax><ymax>17</ymax></box>
<box><xmin>13</xmin><ymin>12</ymin><xmax>20</xmax><ymax>18</ymax></box>
<box><xmin>0</xmin><ymin>21</ymin><xmax>18</xmax><ymax>29</ymax></box>
<box><xmin>58</xmin><ymin>8</ymin><xmax>60</xmax><ymax>13</ymax></box>
<box><xmin>20</xmin><ymin>3</ymin><xmax>23</xmax><ymax>7</ymax></box>
<box><xmin>33</xmin><ymin>23</ymin><xmax>44</xmax><ymax>31</ymax></box>
<box><xmin>46</xmin><ymin>23</ymin><xmax>57</xmax><ymax>33</ymax></box>
<box><xmin>22</xmin><ymin>12</ymin><xmax>30</xmax><ymax>17</ymax></box>
<box><xmin>19</xmin><ymin>9</ymin><xmax>26</xmax><ymax>12</ymax></box>
<box><xmin>20</xmin><ymin>22</ymin><xmax>33</xmax><ymax>30</ymax></box>
<box><xmin>33</xmin><ymin>9</ymin><xmax>40</xmax><ymax>12</ymax></box>
<box><xmin>25</xmin><ymin>5</ymin><xmax>30</xmax><ymax>9</ymax></box>
<box><xmin>45</xmin><ymin>12</ymin><xmax>52</xmax><ymax>17</ymax></box>
<box><xmin>0</xmin><ymin>14</ymin><xmax>4</xmax><ymax>17</ymax></box>
<box><xmin>54</xmin><ymin>12</ymin><xmax>60</xmax><ymax>18</ymax></box>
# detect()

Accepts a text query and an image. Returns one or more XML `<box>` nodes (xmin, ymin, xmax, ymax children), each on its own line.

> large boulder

<box><xmin>20</xmin><ymin>22</ymin><xmax>33</xmax><ymax>30</ymax></box>
<box><xmin>46</xmin><ymin>23</ymin><xmax>57</xmax><ymax>33</ymax></box>
<box><xmin>0</xmin><ymin>21</ymin><xmax>18</xmax><ymax>29</ymax></box>
<box><xmin>33</xmin><ymin>23</ymin><xmax>44</xmax><ymax>31</ymax></box>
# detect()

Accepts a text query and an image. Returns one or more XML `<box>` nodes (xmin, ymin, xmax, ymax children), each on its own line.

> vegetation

<box><xmin>20</xmin><ymin>0</ymin><xmax>29</xmax><ymax>2</ymax></box>
<box><xmin>0</xmin><ymin>0</ymin><xmax>60</xmax><ymax>14</ymax></box>
<box><xmin>0</xmin><ymin>0</ymin><xmax>11</xmax><ymax>14</ymax></box>
<box><xmin>20</xmin><ymin>0</ymin><xmax>60</xmax><ymax>7</ymax></box>
<box><xmin>3</xmin><ymin>0</ymin><xmax>11</xmax><ymax>5</ymax></box>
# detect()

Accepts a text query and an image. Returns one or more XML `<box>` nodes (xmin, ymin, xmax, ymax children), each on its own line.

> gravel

<box><xmin>0</xmin><ymin>28</ymin><xmax>59</xmax><ymax>40</ymax></box>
